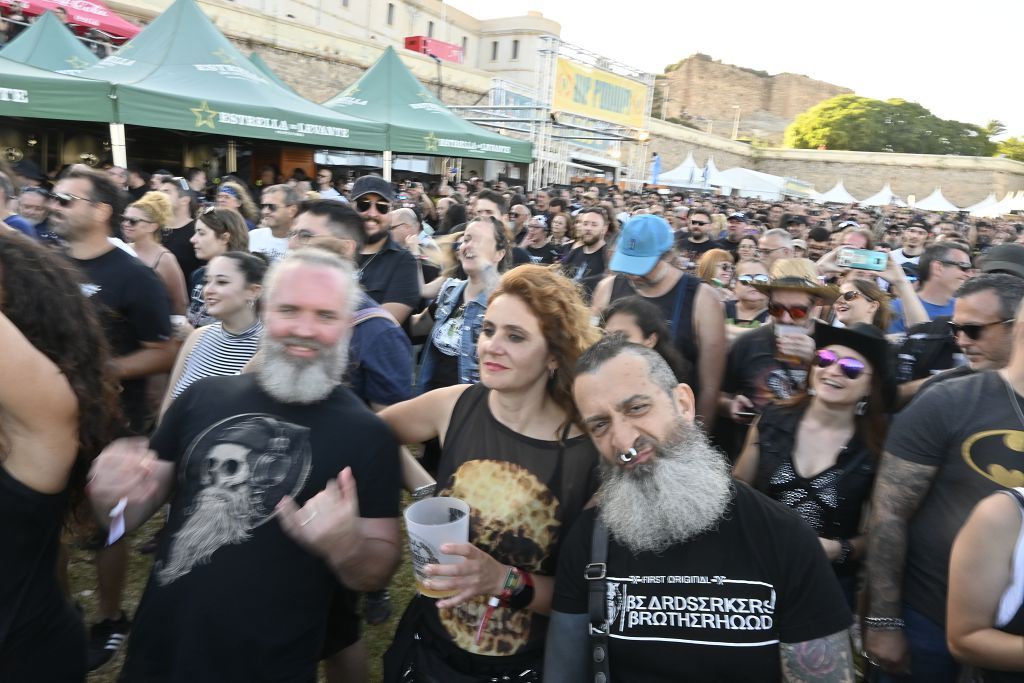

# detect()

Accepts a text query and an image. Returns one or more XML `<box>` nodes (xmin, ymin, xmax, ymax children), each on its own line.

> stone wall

<box><xmin>650</xmin><ymin>120</ymin><xmax>1024</xmax><ymax>206</ymax></box>
<box><xmin>662</xmin><ymin>54</ymin><xmax>851</xmax><ymax>143</ymax></box>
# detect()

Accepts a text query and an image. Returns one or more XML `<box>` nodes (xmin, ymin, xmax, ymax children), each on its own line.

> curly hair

<box><xmin>487</xmin><ymin>265</ymin><xmax>600</xmax><ymax>435</ymax></box>
<box><xmin>197</xmin><ymin>207</ymin><xmax>249</xmax><ymax>252</ymax></box>
<box><xmin>130</xmin><ymin>191</ymin><xmax>173</xmax><ymax>228</ymax></box>
<box><xmin>0</xmin><ymin>233</ymin><xmax>120</xmax><ymax>518</ymax></box>
<box><xmin>218</xmin><ymin>181</ymin><xmax>259</xmax><ymax>222</ymax></box>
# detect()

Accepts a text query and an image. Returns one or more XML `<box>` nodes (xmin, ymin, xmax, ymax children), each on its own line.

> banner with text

<box><xmin>553</xmin><ymin>58</ymin><xmax>647</xmax><ymax>129</ymax></box>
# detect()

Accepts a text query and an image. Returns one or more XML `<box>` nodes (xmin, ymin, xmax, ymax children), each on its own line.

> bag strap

<box><xmin>352</xmin><ymin>305</ymin><xmax>398</xmax><ymax>327</ymax></box>
<box><xmin>586</xmin><ymin>516</ymin><xmax>611</xmax><ymax>683</ymax></box>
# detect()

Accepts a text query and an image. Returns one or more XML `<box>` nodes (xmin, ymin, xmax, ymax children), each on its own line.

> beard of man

<box><xmin>257</xmin><ymin>332</ymin><xmax>349</xmax><ymax>404</ymax></box>
<box><xmin>157</xmin><ymin>484</ymin><xmax>253</xmax><ymax>585</ymax></box>
<box><xmin>598</xmin><ymin>417</ymin><xmax>732</xmax><ymax>555</ymax></box>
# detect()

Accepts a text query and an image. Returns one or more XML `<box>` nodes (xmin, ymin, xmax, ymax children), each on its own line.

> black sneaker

<box><xmin>364</xmin><ymin>590</ymin><xmax>392</xmax><ymax>625</ymax></box>
<box><xmin>87</xmin><ymin>613</ymin><xmax>130</xmax><ymax>671</ymax></box>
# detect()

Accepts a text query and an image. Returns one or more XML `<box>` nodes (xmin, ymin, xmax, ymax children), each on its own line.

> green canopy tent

<box><xmin>79</xmin><ymin>0</ymin><xmax>386</xmax><ymax>165</ymax></box>
<box><xmin>0</xmin><ymin>11</ymin><xmax>99</xmax><ymax>74</ymax></box>
<box><xmin>249</xmin><ymin>52</ymin><xmax>295</xmax><ymax>94</ymax></box>
<box><xmin>0</xmin><ymin>54</ymin><xmax>114</xmax><ymax>122</ymax></box>
<box><xmin>322</xmin><ymin>46</ymin><xmax>532</xmax><ymax>177</ymax></box>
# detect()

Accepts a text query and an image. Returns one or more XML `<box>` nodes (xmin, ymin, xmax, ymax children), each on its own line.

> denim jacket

<box><xmin>416</xmin><ymin>278</ymin><xmax>488</xmax><ymax>394</ymax></box>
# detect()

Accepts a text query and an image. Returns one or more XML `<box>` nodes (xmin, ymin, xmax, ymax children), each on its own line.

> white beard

<box><xmin>257</xmin><ymin>334</ymin><xmax>349</xmax><ymax>404</ymax></box>
<box><xmin>158</xmin><ymin>485</ymin><xmax>252</xmax><ymax>585</ymax></box>
<box><xmin>598</xmin><ymin>421</ymin><xmax>733</xmax><ymax>555</ymax></box>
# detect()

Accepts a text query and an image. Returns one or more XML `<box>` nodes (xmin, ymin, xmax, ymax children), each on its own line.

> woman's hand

<box><xmin>423</xmin><ymin>543</ymin><xmax>509</xmax><ymax>610</ymax></box>
<box><xmin>879</xmin><ymin>253</ymin><xmax>908</xmax><ymax>285</ymax></box>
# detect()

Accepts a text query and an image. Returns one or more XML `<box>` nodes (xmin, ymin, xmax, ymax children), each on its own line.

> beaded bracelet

<box><xmin>864</xmin><ymin>616</ymin><xmax>905</xmax><ymax>631</ymax></box>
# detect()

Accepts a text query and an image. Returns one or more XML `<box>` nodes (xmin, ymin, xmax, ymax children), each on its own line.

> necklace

<box><xmin>1001</xmin><ymin>373</ymin><xmax>1024</xmax><ymax>430</ymax></box>
<box><xmin>357</xmin><ymin>249</ymin><xmax>381</xmax><ymax>281</ymax></box>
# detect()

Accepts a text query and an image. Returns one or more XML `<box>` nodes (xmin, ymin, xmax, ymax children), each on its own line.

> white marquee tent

<box><xmin>965</xmin><ymin>193</ymin><xmax>998</xmax><ymax>216</ymax></box>
<box><xmin>913</xmin><ymin>188</ymin><xmax>961</xmax><ymax>212</ymax></box>
<box><xmin>658</xmin><ymin>152</ymin><xmax>702</xmax><ymax>186</ymax></box>
<box><xmin>816</xmin><ymin>180</ymin><xmax>859</xmax><ymax>204</ymax></box>
<box><xmin>859</xmin><ymin>183</ymin><xmax>906</xmax><ymax>207</ymax></box>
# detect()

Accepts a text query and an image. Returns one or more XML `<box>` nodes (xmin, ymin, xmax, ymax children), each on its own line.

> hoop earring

<box><xmin>855</xmin><ymin>399</ymin><xmax>868</xmax><ymax>416</ymax></box>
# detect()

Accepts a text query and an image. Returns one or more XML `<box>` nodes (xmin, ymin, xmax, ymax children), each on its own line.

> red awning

<box><xmin>1</xmin><ymin>0</ymin><xmax>140</xmax><ymax>41</ymax></box>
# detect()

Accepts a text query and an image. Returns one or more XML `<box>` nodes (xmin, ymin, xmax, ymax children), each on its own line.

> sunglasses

<box><xmin>840</xmin><ymin>290</ymin><xmax>872</xmax><ymax>303</ymax></box>
<box><xmin>947</xmin><ymin>319</ymin><xmax>1013</xmax><ymax>341</ymax></box>
<box><xmin>121</xmin><ymin>216</ymin><xmax>154</xmax><ymax>226</ymax></box>
<box><xmin>737</xmin><ymin>274</ymin><xmax>770</xmax><ymax>286</ymax></box>
<box><xmin>260</xmin><ymin>203</ymin><xmax>280</xmax><ymax>212</ymax></box>
<box><xmin>815</xmin><ymin>349</ymin><xmax>868</xmax><ymax>380</ymax></box>
<box><xmin>768</xmin><ymin>303</ymin><xmax>811</xmax><ymax>320</ymax></box>
<box><xmin>356</xmin><ymin>198</ymin><xmax>391</xmax><ymax>214</ymax></box>
<box><xmin>49</xmin><ymin>191</ymin><xmax>91</xmax><ymax>207</ymax></box>
<box><xmin>939</xmin><ymin>259</ymin><xmax>973</xmax><ymax>272</ymax></box>
<box><xmin>690</xmin><ymin>220</ymin><xmax>710</xmax><ymax>226</ymax></box>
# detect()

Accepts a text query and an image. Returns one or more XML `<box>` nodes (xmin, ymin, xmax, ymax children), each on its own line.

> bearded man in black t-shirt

<box><xmin>544</xmin><ymin>336</ymin><xmax>852</xmax><ymax>682</ymax></box>
<box><xmin>562</xmin><ymin>207</ymin><xmax>609</xmax><ymax>283</ymax></box>
<box><xmin>88</xmin><ymin>249</ymin><xmax>402</xmax><ymax>682</ymax></box>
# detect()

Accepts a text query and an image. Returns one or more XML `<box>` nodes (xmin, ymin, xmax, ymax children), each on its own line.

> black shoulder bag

<box><xmin>585</xmin><ymin>516</ymin><xmax>612</xmax><ymax>683</ymax></box>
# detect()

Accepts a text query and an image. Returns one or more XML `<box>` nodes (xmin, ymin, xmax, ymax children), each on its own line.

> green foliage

<box><xmin>998</xmin><ymin>137</ymin><xmax>1024</xmax><ymax>162</ymax></box>
<box><xmin>784</xmin><ymin>95</ymin><xmax>997</xmax><ymax>157</ymax></box>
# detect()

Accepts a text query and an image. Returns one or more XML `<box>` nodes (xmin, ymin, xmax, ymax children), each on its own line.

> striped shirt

<box><xmin>171</xmin><ymin>320</ymin><xmax>263</xmax><ymax>400</ymax></box>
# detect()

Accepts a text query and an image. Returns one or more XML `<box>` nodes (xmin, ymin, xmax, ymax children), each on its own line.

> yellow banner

<box><xmin>553</xmin><ymin>58</ymin><xmax>647</xmax><ymax>128</ymax></box>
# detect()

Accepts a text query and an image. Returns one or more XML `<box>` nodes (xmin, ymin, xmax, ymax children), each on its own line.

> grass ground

<box><xmin>73</xmin><ymin>504</ymin><xmax>418</xmax><ymax>683</ymax></box>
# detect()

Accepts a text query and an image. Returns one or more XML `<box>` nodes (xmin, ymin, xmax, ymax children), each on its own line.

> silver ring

<box><xmin>300</xmin><ymin>509</ymin><xmax>318</xmax><ymax>527</ymax></box>
<box><xmin>618</xmin><ymin>447</ymin><xmax>638</xmax><ymax>463</ymax></box>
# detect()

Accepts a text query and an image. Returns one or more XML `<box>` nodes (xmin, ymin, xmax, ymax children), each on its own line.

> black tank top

<box><xmin>610</xmin><ymin>272</ymin><xmax>700</xmax><ymax>384</ymax></box>
<box><xmin>423</xmin><ymin>383</ymin><xmax>599</xmax><ymax>659</ymax></box>
<box><xmin>0</xmin><ymin>464</ymin><xmax>85</xmax><ymax>680</ymax></box>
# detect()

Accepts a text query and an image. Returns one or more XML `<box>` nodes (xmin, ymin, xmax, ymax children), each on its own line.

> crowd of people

<box><xmin>3</xmin><ymin>157</ymin><xmax>1024</xmax><ymax>683</ymax></box>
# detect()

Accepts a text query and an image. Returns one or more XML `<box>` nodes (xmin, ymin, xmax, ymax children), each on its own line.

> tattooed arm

<box><xmin>863</xmin><ymin>453</ymin><xmax>939</xmax><ymax>674</ymax></box>
<box><xmin>780</xmin><ymin>629</ymin><xmax>854</xmax><ymax>682</ymax></box>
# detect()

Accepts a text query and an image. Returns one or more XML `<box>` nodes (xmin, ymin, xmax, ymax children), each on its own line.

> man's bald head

<box><xmin>389</xmin><ymin>207</ymin><xmax>420</xmax><ymax>247</ymax></box>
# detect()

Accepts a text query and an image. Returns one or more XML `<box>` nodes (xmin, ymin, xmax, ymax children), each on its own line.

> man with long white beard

<box><xmin>87</xmin><ymin>248</ymin><xmax>402</xmax><ymax>682</ymax></box>
<box><xmin>544</xmin><ymin>335</ymin><xmax>853</xmax><ymax>682</ymax></box>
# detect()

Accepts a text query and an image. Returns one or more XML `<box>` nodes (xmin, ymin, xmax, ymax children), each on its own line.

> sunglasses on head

<box><xmin>769</xmin><ymin>303</ymin><xmax>811</xmax><ymax>320</ymax></box>
<box><xmin>815</xmin><ymin>349</ymin><xmax>868</xmax><ymax>380</ymax></box>
<box><xmin>171</xmin><ymin>176</ymin><xmax>190</xmax><ymax>193</ymax></box>
<box><xmin>737</xmin><ymin>274</ymin><xmax>770</xmax><ymax>286</ymax></box>
<box><xmin>356</xmin><ymin>198</ymin><xmax>391</xmax><ymax>214</ymax></box>
<box><xmin>49</xmin><ymin>191</ymin><xmax>91</xmax><ymax>207</ymax></box>
<box><xmin>947</xmin><ymin>319</ymin><xmax>1013</xmax><ymax>341</ymax></box>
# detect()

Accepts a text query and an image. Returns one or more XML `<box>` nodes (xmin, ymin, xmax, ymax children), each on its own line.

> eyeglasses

<box><xmin>947</xmin><ymin>319</ymin><xmax>1014</xmax><ymax>341</ymax></box>
<box><xmin>840</xmin><ymin>290</ymin><xmax>872</xmax><ymax>303</ymax></box>
<box><xmin>356</xmin><ymin>198</ymin><xmax>391</xmax><ymax>214</ymax></box>
<box><xmin>758</xmin><ymin>246</ymin><xmax>788</xmax><ymax>256</ymax></box>
<box><xmin>815</xmin><ymin>349</ymin><xmax>869</xmax><ymax>380</ymax></box>
<box><xmin>287</xmin><ymin>229</ymin><xmax>317</xmax><ymax>244</ymax></box>
<box><xmin>121</xmin><ymin>216</ymin><xmax>154</xmax><ymax>226</ymax></box>
<box><xmin>768</xmin><ymin>303</ymin><xmax>811</xmax><ymax>320</ymax></box>
<box><xmin>49</xmin><ymin>191</ymin><xmax>92</xmax><ymax>207</ymax></box>
<box><xmin>260</xmin><ymin>203</ymin><xmax>280</xmax><ymax>212</ymax></box>
<box><xmin>689</xmin><ymin>220</ymin><xmax>710</xmax><ymax>226</ymax></box>
<box><xmin>939</xmin><ymin>259</ymin><xmax>973</xmax><ymax>272</ymax></box>
<box><xmin>736</xmin><ymin>274</ymin><xmax>770</xmax><ymax>286</ymax></box>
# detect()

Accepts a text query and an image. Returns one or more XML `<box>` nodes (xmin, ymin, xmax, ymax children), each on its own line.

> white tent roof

<box><xmin>1009</xmin><ymin>190</ymin><xmax>1024</xmax><ymax>212</ymax></box>
<box><xmin>859</xmin><ymin>182</ymin><xmax>906</xmax><ymax>207</ymax></box>
<box><xmin>816</xmin><ymin>180</ymin><xmax>858</xmax><ymax>204</ymax></box>
<box><xmin>714</xmin><ymin>167</ymin><xmax>790</xmax><ymax>200</ymax></box>
<box><xmin>658</xmin><ymin>152</ymin><xmax>701</xmax><ymax>186</ymax></box>
<box><xmin>965</xmin><ymin>192</ymin><xmax>998</xmax><ymax>215</ymax></box>
<box><xmin>704</xmin><ymin>157</ymin><xmax>727</xmax><ymax>187</ymax></box>
<box><xmin>913</xmin><ymin>187</ymin><xmax>961</xmax><ymax>212</ymax></box>
<box><xmin>972</xmin><ymin>191</ymin><xmax>1017</xmax><ymax>218</ymax></box>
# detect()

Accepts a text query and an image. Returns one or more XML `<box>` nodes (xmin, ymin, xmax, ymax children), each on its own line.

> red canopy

<box><xmin>1</xmin><ymin>0</ymin><xmax>140</xmax><ymax>41</ymax></box>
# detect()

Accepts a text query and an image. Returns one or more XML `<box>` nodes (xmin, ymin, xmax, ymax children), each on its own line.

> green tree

<box><xmin>999</xmin><ymin>137</ymin><xmax>1024</xmax><ymax>162</ymax></box>
<box><xmin>784</xmin><ymin>95</ymin><xmax>997</xmax><ymax>156</ymax></box>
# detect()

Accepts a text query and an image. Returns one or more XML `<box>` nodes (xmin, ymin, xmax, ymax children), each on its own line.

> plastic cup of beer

<box><xmin>405</xmin><ymin>496</ymin><xmax>470</xmax><ymax>599</ymax></box>
<box><xmin>774</xmin><ymin>323</ymin><xmax>807</xmax><ymax>365</ymax></box>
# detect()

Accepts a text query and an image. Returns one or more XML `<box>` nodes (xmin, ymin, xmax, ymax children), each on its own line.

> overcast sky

<box><xmin>448</xmin><ymin>0</ymin><xmax>1024</xmax><ymax>138</ymax></box>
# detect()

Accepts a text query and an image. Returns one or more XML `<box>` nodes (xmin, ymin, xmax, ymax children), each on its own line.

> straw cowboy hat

<box><xmin>750</xmin><ymin>258</ymin><xmax>840</xmax><ymax>302</ymax></box>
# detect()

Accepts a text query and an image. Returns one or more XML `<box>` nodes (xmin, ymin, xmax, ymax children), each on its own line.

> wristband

<box><xmin>410</xmin><ymin>484</ymin><xmax>436</xmax><ymax>502</ymax></box>
<box><xmin>502</xmin><ymin>567</ymin><xmax>535</xmax><ymax>610</ymax></box>
<box><xmin>833</xmin><ymin>539</ymin><xmax>853</xmax><ymax>565</ymax></box>
<box><xmin>864</xmin><ymin>616</ymin><xmax>905</xmax><ymax>631</ymax></box>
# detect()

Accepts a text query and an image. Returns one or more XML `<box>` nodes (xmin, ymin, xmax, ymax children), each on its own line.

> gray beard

<box><xmin>598</xmin><ymin>421</ymin><xmax>733</xmax><ymax>555</ymax></box>
<box><xmin>256</xmin><ymin>334</ymin><xmax>349</xmax><ymax>404</ymax></box>
<box><xmin>158</xmin><ymin>485</ymin><xmax>252</xmax><ymax>585</ymax></box>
